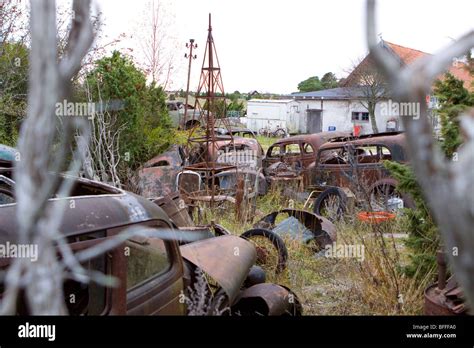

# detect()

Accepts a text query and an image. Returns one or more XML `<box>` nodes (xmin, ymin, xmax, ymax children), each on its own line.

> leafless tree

<box><xmin>344</xmin><ymin>56</ymin><xmax>390</xmax><ymax>134</ymax></box>
<box><xmin>136</xmin><ymin>0</ymin><xmax>177</xmax><ymax>88</ymax></box>
<box><xmin>1</xmin><ymin>0</ymin><xmax>94</xmax><ymax>315</ymax></box>
<box><xmin>0</xmin><ymin>0</ymin><xmax>28</xmax><ymax>46</ymax></box>
<box><xmin>55</xmin><ymin>3</ymin><xmax>127</xmax><ymax>81</ymax></box>
<box><xmin>365</xmin><ymin>0</ymin><xmax>474</xmax><ymax>307</ymax></box>
<box><xmin>82</xmin><ymin>79</ymin><xmax>125</xmax><ymax>187</ymax></box>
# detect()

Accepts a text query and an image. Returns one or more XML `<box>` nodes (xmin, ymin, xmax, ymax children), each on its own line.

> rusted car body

<box><xmin>313</xmin><ymin>132</ymin><xmax>411</xmax><ymax>204</ymax></box>
<box><xmin>205</xmin><ymin>136</ymin><xmax>263</xmax><ymax>169</ymax></box>
<box><xmin>167</xmin><ymin>101</ymin><xmax>202</xmax><ymax>129</ymax></box>
<box><xmin>254</xmin><ymin>209</ymin><xmax>336</xmax><ymax>247</ymax></box>
<box><xmin>138</xmin><ymin>136</ymin><xmax>265</xmax><ymax>199</ymax></box>
<box><xmin>424</xmin><ymin>251</ymin><xmax>468</xmax><ymax>316</ymax></box>
<box><xmin>263</xmin><ymin>131</ymin><xmax>349</xmax><ymax>185</ymax></box>
<box><xmin>214</xmin><ymin>127</ymin><xmax>257</xmax><ymax>138</ymax></box>
<box><xmin>0</xmin><ymin>165</ymin><xmax>300</xmax><ymax>316</ymax></box>
<box><xmin>138</xmin><ymin>145</ymin><xmax>185</xmax><ymax>198</ymax></box>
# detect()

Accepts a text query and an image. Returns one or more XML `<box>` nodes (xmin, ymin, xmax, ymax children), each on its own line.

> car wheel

<box><xmin>240</xmin><ymin>228</ymin><xmax>288</xmax><ymax>274</ymax></box>
<box><xmin>274</xmin><ymin>128</ymin><xmax>287</xmax><ymax>138</ymax></box>
<box><xmin>313</xmin><ymin>187</ymin><xmax>347</xmax><ymax>222</ymax></box>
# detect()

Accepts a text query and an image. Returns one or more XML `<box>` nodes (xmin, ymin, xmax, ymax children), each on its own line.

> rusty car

<box><xmin>311</xmin><ymin>131</ymin><xmax>415</xmax><ymax>218</ymax></box>
<box><xmin>166</xmin><ymin>100</ymin><xmax>202</xmax><ymax>129</ymax></box>
<box><xmin>138</xmin><ymin>135</ymin><xmax>265</xmax><ymax>199</ymax></box>
<box><xmin>262</xmin><ymin>131</ymin><xmax>350</xmax><ymax>186</ymax></box>
<box><xmin>0</xmin><ymin>164</ymin><xmax>301</xmax><ymax>316</ymax></box>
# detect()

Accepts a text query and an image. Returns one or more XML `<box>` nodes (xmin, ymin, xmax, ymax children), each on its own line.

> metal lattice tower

<box><xmin>184</xmin><ymin>13</ymin><xmax>236</xmax><ymax>204</ymax></box>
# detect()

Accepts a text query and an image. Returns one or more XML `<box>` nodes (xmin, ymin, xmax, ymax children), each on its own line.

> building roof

<box><xmin>248</xmin><ymin>98</ymin><xmax>295</xmax><ymax>103</ymax></box>
<box><xmin>383</xmin><ymin>41</ymin><xmax>427</xmax><ymax>65</ymax></box>
<box><xmin>357</xmin><ymin>40</ymin><xmax>473</xmax><ymax>91</ymax></box>
<box><xmin>291</xmin><ymin>86</ymin><xmax>376</xmax><ymax>100</ymax></box>
<box><xmin>384</xmin><ymin>41</ymin><xmax>473</xmax><ymax>90</ymax></box>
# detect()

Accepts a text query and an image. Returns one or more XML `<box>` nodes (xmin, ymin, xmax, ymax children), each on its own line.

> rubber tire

<box><xmin>370</xmin><ymin>179</ymin><xmax>416</xmax><ymax>210</ymax></box>
<box><xmin>274</xmin><ymin>128</ymin><xmax>287</xmax><ymax>138</ymax></box>
<box><xmin>240</xmin><ymin>228</ymin><xmax>288</xmax><ymax>274</ymax></box>
<box><xmin>313</xmin><ymin>187</ymin><xmax>347</xmax><ymax>221</ymax></box>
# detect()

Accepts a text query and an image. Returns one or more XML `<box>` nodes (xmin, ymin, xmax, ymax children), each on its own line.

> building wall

<box><xmin>246</xmin><ymin>98</ymin><xmax>410</xmax><ymax>135</ymax></box>
<box><xmin>295</xmin><ymin>99</ymin><xmax>404</xmax><ymax>135</ymax></box>
<box><xmin>246</xmin><ymin>100</ymin><xmax>300</xmax><ymax>133</ymax></box>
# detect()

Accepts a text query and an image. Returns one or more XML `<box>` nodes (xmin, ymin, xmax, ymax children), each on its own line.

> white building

<box><xmin>246</xmin><ymin>41</ymin><xmax>472</xmax><ymax>136</ymax></box>
<box><xmin>246</xmin><ymin>88</ymin><xmax>399</xmax><ymax>135</ymax></box>
<box><xmin>245</xmin><ymin>99</ymin><xmax>301</xmax><ymax>134</ymax></box>
<box><xmin>290</xmin><ymin>87</ymin><xmax>399</xmax><ymax>135</ymax></box>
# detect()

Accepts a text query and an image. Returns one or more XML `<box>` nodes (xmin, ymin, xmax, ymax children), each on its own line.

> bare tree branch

<box><xmin>366</xmin><ymin>0</ymin><xmax>474</xmax><ymax>308</ymax></box>
<box><xmin>1</xmin><ymin>0</ymin><xmax>94</xmax><ymax>315</ymax></box>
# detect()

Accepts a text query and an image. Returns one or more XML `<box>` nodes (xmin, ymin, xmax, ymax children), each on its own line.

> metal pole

<box><xmin>183</xmin><ymin>39</ymin><xmax>197</xmax><ymax>128</ymax></box>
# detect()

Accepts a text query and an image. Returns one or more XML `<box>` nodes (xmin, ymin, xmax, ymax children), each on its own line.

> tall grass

<box><xmin>193</xmin><ymin>188</ymin><xmax>431</xmax><ymax>315</ymax></box>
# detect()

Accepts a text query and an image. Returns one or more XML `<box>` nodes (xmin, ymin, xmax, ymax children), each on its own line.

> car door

<box><xmin>263</xmin><ymin>144</ymin><xmax>283</xmax><ymax>174</ymax></box>
<box><xmin>300</xmin><ymin>142</ymin><xmax>316</xmax><ymax>184</ymax></box>
<box><xmin>354</xmin><ymin>144</ymin><xmax>392</xmax><ymax>187</ymax></box>
<box><xmin>281</xmin><ymin>142</ymin><xmax>303</xmax><ymax>170</ymax></box>
<box><xmin>314</xmin><ymin>144</ymin><xmax>354</xmax><ymax>188</ymax></box>
<box><xmin>125</xmin><ymin>221</ymin><xmax>186</xmax><ymax>315</ymax></box>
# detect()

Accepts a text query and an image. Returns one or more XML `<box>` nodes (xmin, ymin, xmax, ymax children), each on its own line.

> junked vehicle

<box><xmin>166</xmin><ymin>100</ymin><xmax>202</xmax><ymax>129</ymax></box>
<box><xmin>312</xmin><ymin>132</ymin><xmax>415</xmax><ymax>218</ymax></box>
<box><xmin>138</xmin><ymin>136</ymin><xmax>265</xmax><ymax>200</ymax></box>
<box><xmin>214</xmin><ymin>127</ymin><xmax>258</xmax><ymax>138</ymax></box>
<box><xmin>263</xmin><ymin>131</ymin><xmax>350</xmax><ymax>186</ymax></box>
<box><xmin>0</xmin><ymin>163</ymin><xmax>301</xmax><ymax>316</ymax></box>
<box><xmin>138</xmin><ymin>145</ymin><xmax>185</xmax><ymax>198</ymax></box>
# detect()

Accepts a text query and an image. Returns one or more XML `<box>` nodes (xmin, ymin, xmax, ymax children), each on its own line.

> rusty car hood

<box><xmin>180</xmin><ymin>235</ymin><xmax>257</xmax><ymax>303</ymax></box>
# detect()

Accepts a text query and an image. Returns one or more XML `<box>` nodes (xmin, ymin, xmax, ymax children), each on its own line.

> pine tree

<box><xmin>434</xmin><ymin>73</ymin><xmax>473</xmax><ymax>157</ymax></box>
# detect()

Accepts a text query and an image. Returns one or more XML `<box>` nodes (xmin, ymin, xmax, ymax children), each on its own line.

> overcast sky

<box><xmin>96</xmin><ymin>0</ymin><xmax>474</xmax><ymax>94</ymax></box>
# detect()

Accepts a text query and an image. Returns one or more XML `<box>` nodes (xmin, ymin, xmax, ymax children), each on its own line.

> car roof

<box><xmin>0</xmin><ymin>168</ymin><xmax>171</xmax><ymax>242</ymax></box>
<box><xmin>319</xmin><ymin>131</ymin><xmax>406</xmax><ymax>150</ymax></box>
<box><xmin>270</xmin><ymin>131</ymin><xmax>351</xmax><ymax>147</ymax></box>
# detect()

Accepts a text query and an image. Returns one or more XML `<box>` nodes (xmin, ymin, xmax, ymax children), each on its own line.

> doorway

<box><xmin>307</xmin><ymin>109</ymin><xmax>322</xmax><ymax>133</ymax></box>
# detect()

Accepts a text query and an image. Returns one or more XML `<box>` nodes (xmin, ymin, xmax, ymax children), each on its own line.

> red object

<box><xmin>357</xmin><ymin>211</ymin><xmax>396</xmax><ymax>223</ymax></box>
<box><xmin>353</xmin><ymin>125</ymin><xmax>362</xmax><ymax>137</ymax></box>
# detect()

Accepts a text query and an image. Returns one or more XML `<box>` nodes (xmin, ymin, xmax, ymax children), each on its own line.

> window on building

<box><xmin>352</xmin><ymin>112</ymin><xmax>369</xmax><ymax>122</ymax></box>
